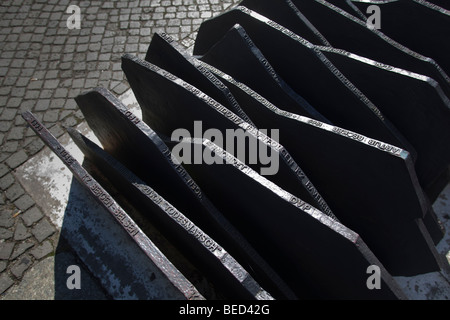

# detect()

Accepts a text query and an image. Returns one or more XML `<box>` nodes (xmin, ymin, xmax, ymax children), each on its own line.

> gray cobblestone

<box><xmin>21</xmin><ymin>206</ymin><xmax>43</xmax><ymax>227</ymax></box>
<box><xmin>0</xmin><ymin>273</ymin><xmax>14</xmax><ymax>295</ymax></box>
<box><xmin>10</xmin><ymin>241</ymin><xmax>34</xmax><ymax>261</ymax></box>
<box><xmin>0</xmin><ymin>242</ymin><xmax>14</xmax><ymax>260</ymax></box>
<box><xmin>0</xmin><ymin>228</ymin><xmax>13</xmax><ymax>240</ymax></box>
<box><xmin>31</xmin><ymin>218</ymin><xmax>56</xmax><ymax>243</ymax></box>
<box><xmin>10</xmin><ymin>255</ymin><xmax>32</xmax><ymax>278</ymax></box>
<box><xmin>0</xmin><ymin>261</ymin><xmax>6</xmax><ymax>273</ymax></box>
<box><xmin>0</xmin><ymin>173</ymin><xmax>15</xmax><ymax>190</ymax></box>
<box><xmin>14</xmin><ymin>220</ymin><xmax>31</xmax><ymax>241</ymax></box>
<box><xmin>5</xmin><ymin>150</ymin><xmax>28</xmax><ymax>169</ymax></box>
<box><xmin>30</xmin><ymin>240</ymin><xmax>53</xmax><ymax>260</ymax></box>
<box><xmin>5</xmin><ymin>183</ymin><xmax>24</xmax><ymax>202</ymax></box>
<box><xmin>14</xmin><ymin>194</ymin><xmax>35</xmax><ymax>212</ymax></box>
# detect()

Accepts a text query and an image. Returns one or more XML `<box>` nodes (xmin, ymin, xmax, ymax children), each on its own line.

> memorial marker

<box><xmin>21</xmin><ymin>111</ymin><xmax>205</xmax><ymax>301</ymax></box>
<box><xmin>74</xmin><ymin>87</ymin><xmax>295</xmax><ymax>300</ymax></box>
<box><xmin>67</xmin><ymin>128</ymin><xmax>274</xmax><ymax>300</ymax></box>
<box><xmin>194</xmin><ymin>7</ymin><xmax>415</xmax><ymax>153</ymax></box>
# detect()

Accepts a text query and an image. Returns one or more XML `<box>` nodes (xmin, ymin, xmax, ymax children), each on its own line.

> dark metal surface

<box><xmin>198</xmin><ymin>25</ymin><xmax>331</xmax><ymax>124</ymax></box>
<box><xmin>193</xmin><ymin>6</ymin><xmax>415</xmax><ymax>154</ymax></box>
<box><xmin>314</xmin><ymin>45</ymin><xmax>450</xmax><ymax>197</ymax></box>
<box><xmin>74</xmin><ymin>88</ymin><xmax>295</xmax><ymax>300</ymax></box>
<box><xmin>145</xmin><ymin>32</ymin><xmax>255</xmax><ymax>126</ymax></box>
<box><xmin>197</xmin><ymin>60</ymin><xmax>446</xmax><ymax>275</ymax></box>
<box><xmin>121</xmin><ymin>54</ymin><xmax>337</xmax><ymax>220</ymax></box>
<box><xmin>423</xmin><ymin>0</ymin><xmax>450</xmax><ymax>10</ymax></box>
<box><xmin>239</xmin><ymin>0</ymin><xmax>331</xmax><ymax>46</ymax></box>
<box><xmin>174</xmin><ymin>138</ymin><xmax>407</xmax><ymax>299</ymax></box>
<box><xmin>67</xmin><ymin>127</ymin><xmax>273</xmax><ymax>300</ymax></box>
<box><xmin>349</xmin><ymin>0</ymin><xmax>450</xmax><ymax>76</ymax></box>
<box><xmin>21</xmin><ymin>111</ymin><xmax>204</xmax><ymax>301</ymax></box>
<box><xmin>286</xmin><ymin>0</ymin><xmax>450</xmax><ymax>98</ymax></box>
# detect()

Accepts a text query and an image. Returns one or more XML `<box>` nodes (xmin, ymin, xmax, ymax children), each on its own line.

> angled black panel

<box><xmin>193</xmin><ymin>7</ymin><xmax>415</xmax><ymax>153</ymax></box>
<box><xmin>145</xmin><ymin>32</ymin><xmax>255</xmax><ymax>126</ymax></box>
<box><xmin>239</xmin><ymin>0</ymin><xmax>331</xmax><ymax>45</ymax></box>
<box><xmin>74</xmin><ymin>88</ymin><xmax>295</xmax><ymax>300</ymax></box>
<box><xmin>314</xmin><ymin>46</ymin><xmax>450</xmax><ymax>193</ymax></box>
<box><xmin>21</xmin><ymin>111</ymin><xmax>204</xmax><ymax>301</ymax></box>
<box><xmin>349</xmin><ymin>0</ymin><xmax>450</xmax><ymax>74</ymax></box>
<box><xmin>173</xmin><ymin>138</ymin><xmax>407</xmax><ymax>299</ymax></box>
<box><xmin>288</xmin><ymin>0</ymin><xmax>450</xmax><ymax>97</ymax></box>
<box><xmin>67</xmin><ymin>128</ymin><xmax>274</xmax><ymax>300</ymax></box>
<box><xmin>122</xmin><ymin>54</ymin><xmax>337</xmax><ymax>220</ymax></box>
<box><xmin>197</xmin><ymin>60</ymin><xmax>445</xmax><ymax>276</ymax></box>
<box><xmin>198</xmin><ymin>25</ymin><xmax>331</xmax><ymax>124</ymax></box>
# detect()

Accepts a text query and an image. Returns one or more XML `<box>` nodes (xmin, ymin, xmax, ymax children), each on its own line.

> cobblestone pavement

<box><xmin>0</xmin><ymin>0</ymin><xmax>241</xmax><ymax>298</ymax></box>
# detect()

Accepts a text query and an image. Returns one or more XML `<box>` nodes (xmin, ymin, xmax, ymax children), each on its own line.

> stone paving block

<box><xmin>31</xmin><ymin>218</ymin><xmax>56</xmax><ymax>243</ymax></box>
<box><xmin>0</xmin><ymin>273</ymin><xmax>14</xmax><ymax>295</ymax></box>
<box><xmin>0</xmin><ymin>242</ymin><xmax>14</xmax><ymax>260</ymax></box>
<box><xmin>13</xmin><ymin>194</ymin><xmax>35</xmax><ymax>212</ymax></box>
<box><xmin>30</xmin><ymin>240</ymin><xmax>53</xmax><ymax>260</ymax></box>
<box><xmin>0</xmin><ymin>261</ymin><xmax>6</xmax><ymax>273</ymax></box>
<box><xmin>0</xmin><ymin>173</ymin><xmax>15</xmax><ymax>190</ymax></box>
<box><xmin>10</xmin><ymin>241</ymin><xmax>34</xmax><ymax>260</ymax></box>
<box><xmin>10</xmin><ymin>255</ymin><xmax>32</xmax><ymax>278</ymax></box>
<box><xmin>0</xmin><ymin>227</ymin><xmax>13</xmax><ymax>240</ymax></box>
<box><xmin>0</xmin><ymin>210</ymin><xmax>14</xmax><ymax>228</ymax></box>
<box><xmin>21</xmin><ymin>206</ymin><xmax>43</xmax><ymax>227</ymax></box>
<box><xmin>5</xmin><ymin>183</ymin><xmax>25</xmax><ymax>202</ymax></box>
<box><xmin>14</xmin><ymin>220</ymin><xmax>31</xmax><ymax>241</ymax></box>
<box><xmin>5</xmin><ymin>150</ymin><xmax>28</xmax><ymax>169</ymax></box>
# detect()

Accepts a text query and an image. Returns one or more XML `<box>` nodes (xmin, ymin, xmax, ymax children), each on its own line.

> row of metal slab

<box><xmin>24</xmin><ymin>0</ymin><xmax>450</xmax><ymax>299</ymax></box>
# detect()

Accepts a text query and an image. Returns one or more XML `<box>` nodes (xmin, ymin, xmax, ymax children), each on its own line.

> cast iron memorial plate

<box><xmin>239</xmin><ymin>0</ymin><xmax>331</xmax><ymax>46</ymax></box>
<box><xmin>313</xmin><ymin>45</ymin><xmax>450</xmax><ymax>196</ymax></box>
<box><xmin>287</xmin><ymin>0</ymin><xmax>450</xmax><ymax>98</ymax></box>
<box><xmin>122</xmin><ymin>54</ymin><xmax>337</xmax><ymax>220</ymax></box>
<box><xmin>145</xmin><ymin>32</ymin><xmax>255</xmax><ymax>126</ymax></box>
<box><xmin>349</xmin><ymin>0</ymin><xmax>450</xmax><ymax>76</ymax></box>
<box><xmin>197</xmin><ymin>60</ymin><xmax>446</xmax><ymax>276</ymax></box>
<box><xmin>193</xmin><ymin>7</ymin><xmax>415</xmax><ymax>153</ymax></box>
<box><xmin>198</xmin><ymin>24</ymin><xmax>331</xmax><ymax>124</ymax></box>
<box><xmin>170</xmin><ymin>137</ymin><xmax>408</xmax><ymax>299</ymax></box>
<box><xmin>67</xmin><ymin>128</ymin><xmax>274</xmax><ymax>300</ymax></box>
<box><xmin>74</xmin><ymin>88</ymin><xmax>294</xmax><ymax>300</ymax></box>
<box><xmin>21</xmin><ymin>111</ymin><xmax>204</xmax><ymax>301</ymax></box>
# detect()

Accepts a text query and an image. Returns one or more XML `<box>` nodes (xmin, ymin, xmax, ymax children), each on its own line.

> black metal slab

<box><xmin>239</xmin><ymin>0</ymin><xmax>331</xmax><ymax>46</ymax></box>
<box><xmin>314</xmin><ymin>46</ymin><xmax>450</xmax><ymax>195</ymax></box>
<box><xmin>198</xmin><ymin>60</ymin><xmax>445</xmax><ymax>276</ymax></box>
<box><xmin>122</xmin><ymin>54</ymin><xmax>337</xmax><ymax>221</ymax></box>
<box><xmin>423</xmin><ymin>0</ymin><xmax>450</xmax><ymax>10</ymax></box>
<box><xmin>21</xmin><ymin>111</ymin><xmax>204</xmax><ymax>301</ymax></box>
<box><xmin>198</xmin><ymin>24</ymin><xmax>331</xmax><ymax>124</ymax></box>
<box><xmin>348</xmin><ymin>0</ymin><xmax>450</xmax><ymax>75</ymax></box>
<box><xmin>74</xmin><ymin>88</ymin><xmax>295</xmax><ymax>300</ymax></box>
<box><xmin>145</xmin><ymin>32</ymin><xmax>255</xmax><ymax>126</ymax></box>
<box><xmin>271</xmin><ymin>0</ymin><xmax>450</xmax><ymax>98</ymax></box>
<box><xmin>193</xmin><ymin>7</ymin><xmax>415</xmax><ymax>154</ymax></box>
<box><xmin>171</xmin><ymin>137</ymin><xmax>408</xmax><ymax>299</ymax></box>
<box><xmin>67</xmin><ymin>128</ymin><xmax>273</xmax><ymax>300</ymax></box>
